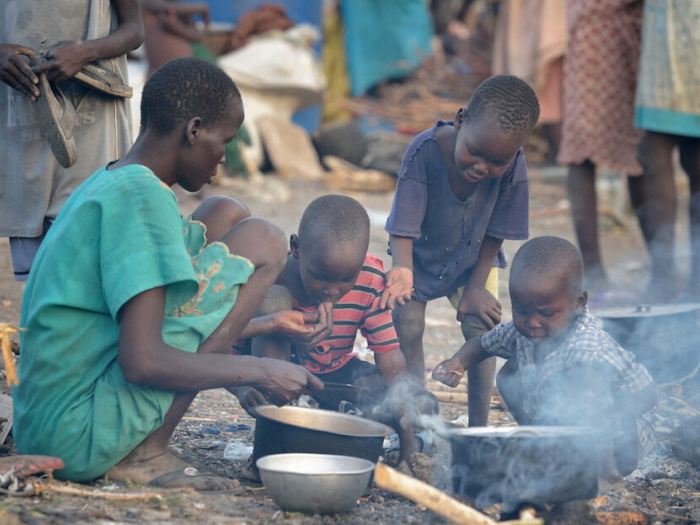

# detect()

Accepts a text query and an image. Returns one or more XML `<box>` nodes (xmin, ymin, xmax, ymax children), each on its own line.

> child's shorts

<box><xmin>447</xmin><ymin>266</ymin><xmax>499</xmax><ymax>308</ymax></box>
<box><xmin>9</xmin><ymin>218</ymin><xmax>54</xmax><ymax>281</ymax></box>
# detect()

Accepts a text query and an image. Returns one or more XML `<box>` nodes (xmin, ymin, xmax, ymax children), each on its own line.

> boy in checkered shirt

<box><xmin>433</xmin><ymin>236</ymin><xmax>658</xmax><ymax>476</ymax></box>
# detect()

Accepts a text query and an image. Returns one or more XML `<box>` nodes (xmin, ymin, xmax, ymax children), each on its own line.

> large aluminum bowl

<box><xmin>257</xmin><ymin>453</ymin><xmax>374</xmax><ymax>514</ymax></box>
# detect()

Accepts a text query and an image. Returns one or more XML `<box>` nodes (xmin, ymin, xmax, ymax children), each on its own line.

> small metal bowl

<box><xmin>257</xmin><ymin>453</ymin><xmax>374</xmax><ymax>514</ymax></box>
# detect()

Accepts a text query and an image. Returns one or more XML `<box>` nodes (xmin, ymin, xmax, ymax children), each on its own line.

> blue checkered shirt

<box><xmin>481</xmin><ymin>307</ymin><xmax>655</xmax><ymax>452</ymax></box>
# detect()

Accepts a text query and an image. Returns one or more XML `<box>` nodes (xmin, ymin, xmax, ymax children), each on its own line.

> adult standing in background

<box><xmin>635</xmin><ymin>0</ymin><xmax>700</xmax><ymax>302</ymax></box>
<box><xmin>492</xmin><ymin>0</ymin><xmax>567</xmax><ymax>165</ymax></box>
<box><xmin>557</xmin><ymin>0</ymin><xmax>646</xmax><ymax>296</ymax></box>
<box><xmin>0</xmin><ymin>0</ymin><xmax>143</xmax><ymax>281</ymax></box>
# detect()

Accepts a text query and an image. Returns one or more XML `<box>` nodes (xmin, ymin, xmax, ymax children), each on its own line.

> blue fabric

<box><xmin>341</xmin><ymin>0</ymin><xmax>434</xmax><ymax>96</ymax></box>
<box><xmin>184</xmin><ymin>0</ymin><xmax>323</xmax><ymax>131</ymax></box>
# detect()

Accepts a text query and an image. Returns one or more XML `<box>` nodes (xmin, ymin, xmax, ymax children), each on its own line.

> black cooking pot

<box><xmin>447</xmin><ymin>426</ymin><xmax>602</xmax><ymax>511</ymax></box>
<box><xmin>592</xmin><ymin>302</ymin><xmax>700</xmax><ymax>382</ymax></box>
<box><xmin>252</xmin><ymin>405</ymin><xmax>393</xmax><ymax>465</ymax></box>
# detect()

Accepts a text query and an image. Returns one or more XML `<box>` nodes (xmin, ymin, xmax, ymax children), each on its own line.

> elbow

<box><xmin>126</xmin><ymin>21</ymin><xmax>145</xmax><ymax>51</ymax></box>
<box><xmin>119</xmin><ymin>351</ymin><xmax>158</xmax><ymax>385</ymax></box>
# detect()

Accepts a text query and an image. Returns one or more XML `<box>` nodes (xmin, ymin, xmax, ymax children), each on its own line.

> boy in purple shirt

<box><xmin>381</xmin><ymin>75</ymin><xmax>540</xmax><ymax>426</ymax></box>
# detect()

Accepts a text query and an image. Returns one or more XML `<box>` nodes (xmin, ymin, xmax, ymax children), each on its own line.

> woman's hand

<box><xmin>256</xmin><ymin>358</ymin><xmax>323</xmax><ymax>406</ymax></box>
<box><xmin>233</xmin><ymin>386</ymin><xmax>269</xmax><ymax>417</ymax></box>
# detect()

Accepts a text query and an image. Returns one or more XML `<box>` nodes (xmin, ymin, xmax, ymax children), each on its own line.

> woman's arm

<box><xmin>118</xmin><ymin>286</ymin><xmax>322</xmax><ymax>405</ymax></box>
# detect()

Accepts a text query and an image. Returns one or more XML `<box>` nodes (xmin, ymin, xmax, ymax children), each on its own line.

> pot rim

<box><xmin>445</xmin><ymin>425</ymin><xmax>602</xmax><ymax>438</ymax></box>
<box><xmin>254</xmin><ymin>405</ymin><xmax>394</xmax><ymax>438</ymax></box>
<box><xmin>256</xmin><ymin>453</ymin><xmax>375</xmax><ymax>475</ymax></box>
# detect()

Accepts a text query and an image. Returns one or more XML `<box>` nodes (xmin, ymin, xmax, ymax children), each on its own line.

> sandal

<box><xmin>33</xmin><ymin>72</ymin><xmax>77</xmax><ymax>168</ymax></box>
<box><xmin>73</xmin><ymin>60</ymin><xmax>133</xmax><ymax>98</ymax></box>
<box><xmin>0</xmin><ymin>454</ymin><xmax>64</xmax><ymax>477</ymax></box>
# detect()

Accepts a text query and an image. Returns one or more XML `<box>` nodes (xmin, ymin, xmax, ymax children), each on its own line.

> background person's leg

<box><xmin>679</xmin><ymin>136</ymin><xmax>700</xmax><ymax>297</ymax></box>
<box><xmin>638</xmin><ymin>131</ymin><xmax>678</xmax><ymax>300</ymax></box>
<box><xmin>567</xmin><ymin>160</ymin><xmax>608</xmax><ymax>292</ymax></box>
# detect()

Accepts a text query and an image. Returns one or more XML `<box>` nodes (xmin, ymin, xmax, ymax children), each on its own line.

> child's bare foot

<box><xmin>106</xmin><ymin>449</ymin><xmax>239</xmax><ymax>490</ymax></box>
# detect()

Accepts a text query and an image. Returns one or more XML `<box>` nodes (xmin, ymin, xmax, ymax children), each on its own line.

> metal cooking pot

<box><xmin>252</xmin><ymin>405</ymin><xmax>393</xmax><ymax>465</ymax></box>
<box><xmin>592</xmin><ymin>302</ymin><xmax>700</xmax><ymax>382</ymax></box>
<box><xmin>446</xmin><ymin>426</ymin><xmax>602</xmax><ymax>511</ymax></box>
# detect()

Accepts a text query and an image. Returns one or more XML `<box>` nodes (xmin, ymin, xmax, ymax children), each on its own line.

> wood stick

<box><xmin>38</xmin><ymin>481</ymin><xmax>164</xmax><ymax>501</ymax></box>
<box><xmin>0</xmin><ymin>324</ymin><xmax>22</xmax><ymax>387</ymax></box>
<box><xmin>373</xmin><ymin>463</ymin><xmax>496</xmax><ymax>525</ymax></box>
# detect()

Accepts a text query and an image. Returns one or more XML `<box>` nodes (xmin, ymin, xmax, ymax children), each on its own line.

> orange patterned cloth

<box><xmin>558</xmin><ymin>0</ymin><xmax>644</xmax><ymax>175</ymax></box>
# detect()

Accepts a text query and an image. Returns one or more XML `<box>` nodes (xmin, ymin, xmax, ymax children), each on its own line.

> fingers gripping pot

<box><xmin>447</xmin><ymin>426</ymin><xmax>602</xmax><ymax>511</ymax></box>
<box><xmin>252</xmin><ymin>406</ymin><xmax>393</xmax><ymax>465</ymax></box>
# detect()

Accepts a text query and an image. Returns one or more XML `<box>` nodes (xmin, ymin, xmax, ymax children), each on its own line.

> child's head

<box><xmin>453</xmin><ymin>75</ymin><xmax>540</xmax><ymax>184</ymax></box>
<box><xmin>291</xmin><ymin>195</ymin><xmax>370</xmax><ymax>305</ymax></box>
<box><xmin>509</xmin><ymin>236</ymin><xmax>587</xmax><ymax>344</ymax></box>
<box><xmin>140</xmin><ymin>57</ymin><xmax>244</xmax><ymax>191</ymax></box>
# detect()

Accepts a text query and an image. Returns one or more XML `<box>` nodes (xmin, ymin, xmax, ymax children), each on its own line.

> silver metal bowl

<box><xmin>257</xmin><ymin>453</ymin><xmax>374</xmax><ymax>514</ymax></box>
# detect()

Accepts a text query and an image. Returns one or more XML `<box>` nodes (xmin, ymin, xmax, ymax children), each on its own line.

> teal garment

<box><xmin>13</xmin><ymin>165</ymin><xmax>254</xmax><ymax>482</ymax></box>
<box><xmin>341</xmin><ymin>0</ymin><xmax>433</xmax><ymax>96</ymax></box>
<box><xmin>634</xmin><ymin>1</ymin><xmax>700</xmax><ymax>138</ymax></box>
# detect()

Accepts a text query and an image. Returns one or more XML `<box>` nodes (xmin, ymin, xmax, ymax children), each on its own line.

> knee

<box><xmin>496</xmin><ymin>360</ymin><xmax>519</xmax><ymax>402</ymax></box>
<box><xmin>256</xmin><ymin>284</ymin><xmax>294</xmax><ymax>316</ymax></box>
<box><xmin>193</xmin><ymin>196</ymin><xmax>252</xmax><ymax>242</ymax></box>
<box><xmin>203</xmin><ymin>195</ymin><xmax>251</xmax><ymax>226</ymax></box>
<box><xmin>460</xmin><ymin>314</ymin><xmax>490</xmax><ymax>341</ymax></box>
<box><xmin>229</xmin><ymin>217</ymin><xmax>287</xmax><ymax>271</ymax></box>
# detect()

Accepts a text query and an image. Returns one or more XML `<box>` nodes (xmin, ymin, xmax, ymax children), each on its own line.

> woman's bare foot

<box><xmin>106</xmin><ymin>448</ymin><xmax>239</xmax><ymax>490</ymax></box>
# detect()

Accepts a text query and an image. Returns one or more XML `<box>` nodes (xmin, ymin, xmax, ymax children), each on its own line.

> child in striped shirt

<box><xmin>232</xmin><ymin>195</ymin><xmax>438</xmax><ymax>468</ymax></box>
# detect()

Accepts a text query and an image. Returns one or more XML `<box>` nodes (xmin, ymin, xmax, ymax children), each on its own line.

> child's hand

<box><xmin>457</xmin><ymin>287</ymin><xmax>502</xmax><ymax>328</ymax></box>
<box><xmin>432</xmin><ymin>359</ymin><xmax>465</xmax><ymax>388</ymax></box>
<box><xmin>380</xmin><ymin>267</ymin><xmax>414</xmax><ymax>310</ymax></box>
<box><xmin>273</xmin><ymin>304</ymin><xmax>333</xmax><ymax>346</ymax></box>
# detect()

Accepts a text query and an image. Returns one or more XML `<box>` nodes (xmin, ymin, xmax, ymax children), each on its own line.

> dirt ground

<box><xmin>1</xmin><ymin>168</ymin><xmax>699</xmax><ymax>524</ymax></box>
<box><xmin>1</xmin><ymin>57</ymin><xmax>700</xmax><ymax>522</ymax></box>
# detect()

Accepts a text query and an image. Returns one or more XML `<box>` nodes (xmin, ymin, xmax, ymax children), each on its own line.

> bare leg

<box><xmin>638</xmin><ymin>132</ymin><xmax>678</xmax><ymax>300</ymax></box>
<box><xmin>567</xmin><ymin>160</ymin><xmax>609</xmax><ymax>292</ymax></box>
<box><xmin>627</xmin><ymin>175</ymin><xmax>651</xmax><ymax>246</ymax></box>
<box><xmin>495</xmin><ymin>359</ymin><xmax>531</xmax><ymax>424</ymax></box>
<box><xmin>542</xmin><ymin>123</ymin><xmax>562</xmax><ymax>165</ymax></box>
<box><xmin>679</xmin><ymin>136</ymin><xmax>700</xmax><ymax>297</ymax></box>
<box><xmin>460</xmin><ymin>314</ymin><xmax>495</xmax><ymax>426</ymax></box>
<box><xmin>391</xmin><ymin>301</ymin><xmax>427</xmax><ymax>383</ymax></box>
<box><xmin>107</xmin><ymin>201</ymin><xmax>286</xmax><ymax>489</ymax></box>
<box><xmin>250</xmin><ymin>285</ymin><xmax>294</xmax><ymax>361</ymax></box>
